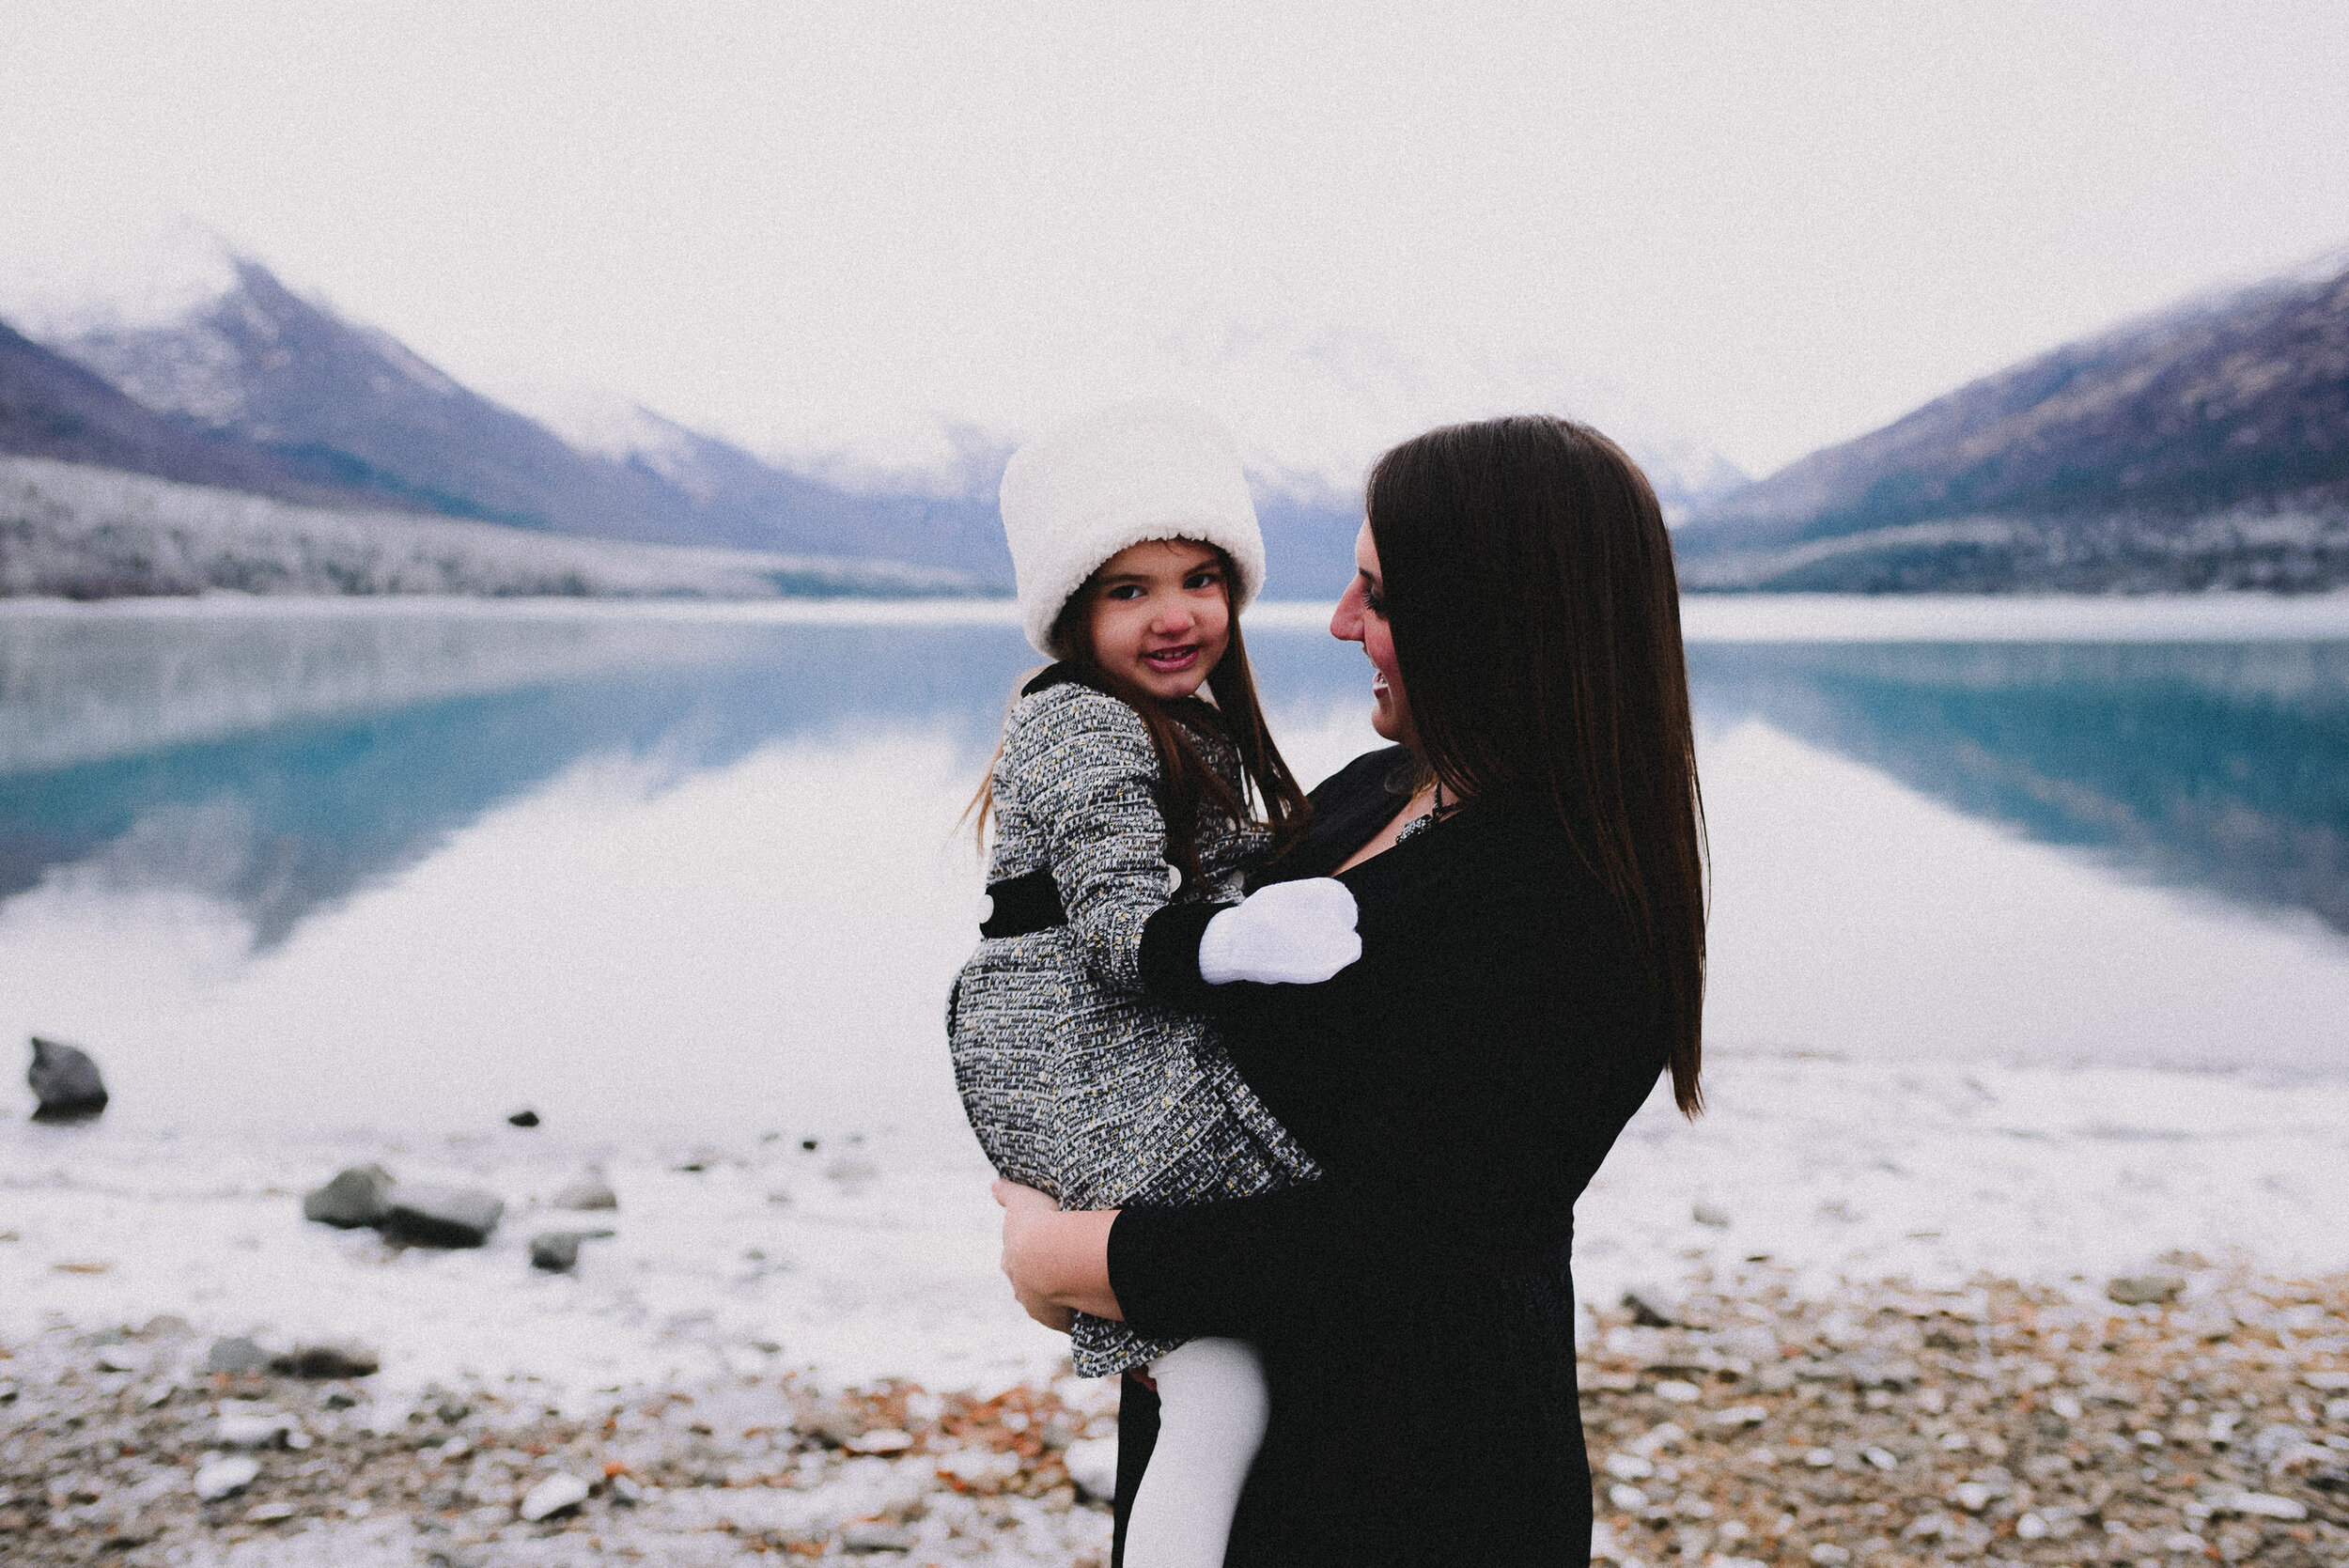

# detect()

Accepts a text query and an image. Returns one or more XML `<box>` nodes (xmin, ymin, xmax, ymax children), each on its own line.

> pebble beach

<box><xmin>7</xmin><ymin>1048</ymin><xmax>2346</xmax><ymax>1564</ymax></box>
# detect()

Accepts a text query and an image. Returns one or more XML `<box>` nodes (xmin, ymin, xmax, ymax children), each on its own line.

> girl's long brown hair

<box><xmin>971</xmin><ymin>546</ymin><xmax>1311</xmax><ymax>883</ymax></box>
<box><xmin>1367</xmin><ymin>416</ymin><xmax>1709</xmax><ymax>1115</ymax></box>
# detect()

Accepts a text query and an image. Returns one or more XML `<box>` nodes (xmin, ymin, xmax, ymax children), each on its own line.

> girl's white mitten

<box><xmin>1197</xmin><ymin>878</ymin><xmax>1361</xmax><ymax>986</ymax></box>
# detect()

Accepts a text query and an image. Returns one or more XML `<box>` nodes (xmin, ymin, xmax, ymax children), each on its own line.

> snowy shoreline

<box><xmin>7</xmin><ymin>1049</ymin><xmax>2344</xmax><ymax>1407</ymax></box>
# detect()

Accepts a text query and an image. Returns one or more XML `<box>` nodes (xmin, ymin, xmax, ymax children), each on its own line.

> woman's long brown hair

<box><xmin>970</xmin><ymin>546</ymin><xmax>1311</xmax><ymax>883</ymax></box>
<box><xmin>1367</xmin><ymin>416</ymin><xmax>1709</xmax><ymax>1115</ymax></box>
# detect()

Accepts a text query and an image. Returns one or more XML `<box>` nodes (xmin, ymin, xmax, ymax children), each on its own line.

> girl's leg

<box><xmin>1121</xmin><ymin>1337</ymin><xmax>1268</xmax><ymax>1568</ymax></box>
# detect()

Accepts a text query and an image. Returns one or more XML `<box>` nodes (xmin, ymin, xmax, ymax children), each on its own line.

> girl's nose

<box><xmin>1152</xmin><ymin>598</ymin><xmax>1196</xmax><ymax>633</ymax></box>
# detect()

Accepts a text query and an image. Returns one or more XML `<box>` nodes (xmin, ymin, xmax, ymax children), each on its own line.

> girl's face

<box><xmin>1081</xmin><ymin>538</ymin><xmax>1232</xmax><ymax>701</ymax></box>
<box><xmin>1330</xmin><ymin>520</ymin><xmax>1416</xmax><ymax>748</ymax></box>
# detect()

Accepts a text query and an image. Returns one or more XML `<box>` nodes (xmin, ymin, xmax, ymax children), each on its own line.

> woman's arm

<box><xmin>1114</xmin><ymin>874</ymin><xmax>1661</xmax><ymax>1344</ymax></box>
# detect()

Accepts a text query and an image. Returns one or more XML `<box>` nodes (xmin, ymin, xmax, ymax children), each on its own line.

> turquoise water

<box><xmin>2</xmin><ymin>598</ymin><xmax>2344</xmax><ymax>1137</ymax></box>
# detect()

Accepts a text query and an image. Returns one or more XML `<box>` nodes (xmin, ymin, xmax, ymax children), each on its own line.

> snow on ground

<box><xmin>5</xmin><ymin>1050</ymin><xmax>2343</xmax><ymax>1405</ymax></box>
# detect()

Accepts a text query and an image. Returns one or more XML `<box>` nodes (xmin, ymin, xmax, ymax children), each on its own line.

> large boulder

<box><xmin>26</xmin><ymin>1037</ymin><xmax>107</xmax><ymax>1121</ymax></box>
<box><xmin>301</xmin><ymin>1165</ymin><xmax>397</xmax><ymax>1228</ymax></box>
<box><xmin>380</xmin><ymin>1184</ymin><xmax>504</xmax><ymax>1248</ymax></box>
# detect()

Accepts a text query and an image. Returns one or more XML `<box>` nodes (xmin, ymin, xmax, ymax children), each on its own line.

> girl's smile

<box><xmin>1084</xmin><ymin>538</ymin><xmax>1232</xmax><ymax>700</ymax></box>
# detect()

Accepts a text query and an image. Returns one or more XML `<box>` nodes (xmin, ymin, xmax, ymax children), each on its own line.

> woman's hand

<box><xmin>993</xmin><ymin>1179</ymin><xmax>1125</xmax><ymax>1329</ymax></box>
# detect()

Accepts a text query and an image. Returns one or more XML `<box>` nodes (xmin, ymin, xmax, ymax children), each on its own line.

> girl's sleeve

<box><xmin>1003</xmin><ymin>687</ymin><xmax>1180</xmax><ymax>993</ymax></box>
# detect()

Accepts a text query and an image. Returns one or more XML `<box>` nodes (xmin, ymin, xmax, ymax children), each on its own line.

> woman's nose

<box><xmin>1330</xmin><ymin>587</ymin><xmax>1363</xmax><ymax>643</ymax></box>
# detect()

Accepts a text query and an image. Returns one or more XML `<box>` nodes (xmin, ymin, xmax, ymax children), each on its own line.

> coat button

<box><xmin>975</xmin><ymin>893</ymin><xmax>995</xmax><ymax>925</ymax></box>
<box><xmin>1164</xmin><ymin>863</ymin><xmax>1183</xmax><ymax>895</ymax></box>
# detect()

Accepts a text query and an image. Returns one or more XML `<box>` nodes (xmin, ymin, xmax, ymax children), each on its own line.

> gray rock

<box><xmin>2107</xmin><ymin>1275</ymin><xmax>2185</xmax><ymax>1307</ymax></box>
<box><xmin>27</xmin><ymin>1036</ymin><xmax>108</xmax><ymax>1121</ymax></box>
<box><xmin>528</xmin><ymin>1228</ymin><xmax>615</xmax><ymax>1272</ymax></box>
<box><xmin>530</xmin><ymin>1232</ymin><xmax>583</xmax><ymax>1272</ymax></box>
<box><xmin>302</xmin><ymin>1164</ymin><xmax>397</xmax><ymax>1228</ymax></box>
<box><xmin>517</xmin><ymin>1471</ymin><xmax>591</xmax><ymax>1522</ymax></box>
<box><xmin>205</xmin><ymin>1336</ymin><xmax>272</xmax><ymax>1375</ymax></box>
<box><xmin>1624</xmin><ymin>1284</ymin><xmax>1684</xmax><ymax>1327</ymax></box>
<box><xmin>271</xmin><ymin>1341</ymin><xmax>379</xmax><ymax>1378</ymax></box>
<box><xmin>1692</xmin><ymin>1201</ymin><xmax>1733</xmax><ymax>1228</ymax></box>
<box><xmin>381</xmin><ymin>1184</ymin><xmax>504</xmax><ymax>1248</ymax></box>
<box><xmin>843</xmin><ymin>1521</ymin><xmax>916</xmax><ymax>1552</ymax></box>
<box><xmin>551</xmin><ymin>1176</ymin><xmax>618</xmax><ymax>1212</ymax></box>
<box><xmin>193</xmin><ymin>1454</ymin><xmax>260</xmax><ymax>1500</ymax></box>
<box><xmin>506</xmin><ymin>1109</ymin><xmax>540</xmax><ymax>1127</ymax></box>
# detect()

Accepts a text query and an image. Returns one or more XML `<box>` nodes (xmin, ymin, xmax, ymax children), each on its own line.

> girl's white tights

<box><xmin>1123</xmin><ymin>1337</ymin><xmax>1269</xmax><ymax>1568</ymax></box>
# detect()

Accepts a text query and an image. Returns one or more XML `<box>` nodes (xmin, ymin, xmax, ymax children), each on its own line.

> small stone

<box><xmin>1063</xmin><ymin>1436</ymin><xmax>1118</xmax><ymax>1500</ymax></box>
<box><xmin>842</xmin><ymin>1520</ymin><xmax>916</xmax><ymax>1552</ymax></box>
<box><xmin>215</xmin><ymin>1409</ymin><xmax>293</xmax><ymax>1448</ymax></box>
<box><xmin>608</xmin><ymin>1473</ymin><xmax>643</xmax><ymax>1507</ymax></box>
<box><xmin>551</xmin><ymin>1177</ymin><xmax>617</xmax><ymax>1212</ymax></box>
<box><xmin>205</xmin><ymin>1337</ymin><xmax>272</xmax><ymax>1375</ymax></box>
<box><xmin>506</xmin><ymin>1110</ymin><xmax>540</xmax><ymax>1127</ymax></box>
<box><xmin>1804</xmin><ymin>1448</ymin><xmax>1837</xmax><ymax>1468</ymax></box>
<box><xmin>272</xmin><ymin>1342</ymin><xmax>379</xmax><ymax>1379</ymax></box>
<box><xmin>2225</xmin><ymin>1492</ymin><xmax>2308</xmax><ymax>1522</ymax></box>
<box><xmin>2016</xmin><ymin>1514</ymin><xmax>2050</xmax><ymax>1540</ymax></box>
<box><xmin>1655</xmin><ymin>1380</ymin><xmax>1702</xmax><ymax>1404</ymax></box>
<box><xmin>1692</xmin><ymin>1201</ymin><xmax>1733</xmax><ymax>1228</ymax></box>
<box><xmin>193</xmin><ymin>1454</ymin><xmax>261</xmax><ymax>1500</ymax></box>
<box><xmin>380</xmin><ymin>1184</ymin><xmax>504</xmax><ymax>1248</ymax></box>
<box><xmin>517</xmin><ymin>1472</ymin><xmax>591</xmax><ymax>1522</ymax></box>
<box><xmin>2161</xmin><ymin>1532</ymin><xmax>2207</xmax><ymax>1553</ymax></box>
<box><xmin>2304</xmin><ymin>1371</ymin><xmax>2349</xmax><ymax>1392</ymax></box>
<box><xmin>529</xmin><ymin>1233</ymin><xmax>583</xmax><ymax>1273</ymax></box>
<box><xmin>844</xmin><ymin>1428</ymin><xmax>913</xmax><ymax>1454</ymax></box>
<box><xmin>1862</xmin><ymin>1446</ymin><xmax>1899</xmax><ymax>1470</ymax></box>
<box><xmin>1623</xmin><ymin>1285</ymin><xmax>1683</xmax><ymax>1327</ymax></box>
<box><xmin>302</xmin><ymin>1165</ymin><xmax>397</xmax><ymax>1228</ymax></box>
<box><xmin>1952</xmin><ymin>1482</ymin><xmax>1995</xmax><ymax>1513</ymax></box>
<box><xmin>27</xmin><ymin>1036</ymin><xmax>108</xmax><ymax>1121</ymax></box>
<box><xmin>1610</xmin><ymin>1483</ymin><xmax>1649</xmax><ymax>1511</ymax></box>
<box><xmin>1809</xmin><ymin>1545</ymin><xmax>1851</xmax><ymax>1566</ymax></box>
<box><xmin>1708</xmin><ymin>1405</ymin><xmax>1768</xmax><ymax>1429</ymax></box>
<box><xmin>245</xmin><ymin>1500</ymin><xmax>296</xmax><ymax>1524</ymax></box>
<box><xmin>2106</xmin><ymin>1275</ymin><xmax>2185</xmax><ymax>1307</ymax></box>
<box><xmin>2326</xmin><ymin>1398</ymin><xmax>2349</xmax><ymax>1422</ymax></box>
<box><xmin>1604</xmin><ymin>1453</ymin><xmax>1656</xmax><ymax>1481</ymax></box>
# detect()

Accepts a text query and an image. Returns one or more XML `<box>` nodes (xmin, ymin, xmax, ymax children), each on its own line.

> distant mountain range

<box><xmin>5</xmin><ymin>248</ymin><xmax>1760</xmax><ymax>600</ymax></box>
<box><xmin>1672</xmin><ymin>256</ymin><xmax>2349</xmax><ymax>592</ymax></box>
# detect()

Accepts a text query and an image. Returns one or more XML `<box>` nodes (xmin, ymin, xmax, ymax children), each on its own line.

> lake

<box><xmin>5</xmin><ymin>594</ymin><xmax>2347</xmax><ymax>1146</ymax></box>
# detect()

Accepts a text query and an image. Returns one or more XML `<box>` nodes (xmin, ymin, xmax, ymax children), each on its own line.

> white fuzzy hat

<box><xmin>999</xmin><ymin>399</ymin><xmax>1265</xmax><ymax>658</ymax></box>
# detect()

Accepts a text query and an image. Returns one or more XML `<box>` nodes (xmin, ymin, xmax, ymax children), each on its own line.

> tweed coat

<box><xmin>947</xmin><ymin>674</ymin><xmax>1318</xmax><ymax>1376</ymax></box>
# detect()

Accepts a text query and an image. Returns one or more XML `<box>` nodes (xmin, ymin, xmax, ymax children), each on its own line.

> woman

<box><xmin>997</xmin><ymin>414</ymin><xmax>1708</xmax><ymax>1565</ymax></box>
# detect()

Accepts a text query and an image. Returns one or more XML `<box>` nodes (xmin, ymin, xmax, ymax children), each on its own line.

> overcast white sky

<box><xmin>6</xmin><ymin>0</ymin><xmax>2347</xmax><ymax>495</ymax></box>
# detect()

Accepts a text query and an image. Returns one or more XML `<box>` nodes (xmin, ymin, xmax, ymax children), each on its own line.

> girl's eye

<box><xmin>1364</xmin><ymin>587</ymin><xmax>1387</xmax><ymax>616</ymax></box>
<box><xmin>1106</xmin><ymin>584</ymin><xmax>1144</xmax><ymax>601</ymax></box>
<box><xmin>1183</xmin><ymin>571</ymin><xmax>1221</xmax><ymax>591</ymax></box>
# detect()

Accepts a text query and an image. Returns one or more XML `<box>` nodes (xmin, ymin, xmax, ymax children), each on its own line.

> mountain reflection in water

<box><xmin>1688</xmin><ymin>641</ymin><xmax>2349</xmax><ymax>936</ymax></box>
<box><xmin>2</xmin><ymin>608</ymin><xmax>2346</xmax><ymax>955</ymax></box>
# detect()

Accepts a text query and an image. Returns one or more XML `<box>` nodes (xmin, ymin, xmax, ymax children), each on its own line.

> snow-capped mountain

<box><xmin>1672</xmin><ymin>252</ymin><xmax>2349</xmax><ymax>591</ymax></box>
<box><xmin>22</xmin><ymin>254</ymin><xmax>1017</xmax><ymax>580</ymax></box>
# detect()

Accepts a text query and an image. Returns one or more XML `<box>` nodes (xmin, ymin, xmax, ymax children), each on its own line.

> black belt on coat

<box><xmin>980</xmin><ymin>866</ymin><xmax>1066</xmax><ymax>938</ymax></box>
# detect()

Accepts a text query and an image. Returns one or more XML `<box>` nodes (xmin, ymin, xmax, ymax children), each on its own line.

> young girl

<box><xmin>948</xmin><ymin>401</ymin><xmax>1357</xmax><ymax>1568</ymax></box>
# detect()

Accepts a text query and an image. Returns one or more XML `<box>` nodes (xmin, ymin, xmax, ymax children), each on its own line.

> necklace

<box><xmin>1392</xmin><ymin>780</ymin><xmax>1460</xmax><ymax>844</ymax></box>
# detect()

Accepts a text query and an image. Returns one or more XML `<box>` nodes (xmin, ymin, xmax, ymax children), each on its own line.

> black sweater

<box><xmin>1110</xmin><ymin>746</ymin><xmax>1670</xmax><ymax>1566</ymax></box>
